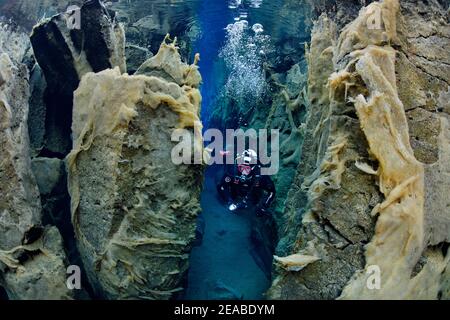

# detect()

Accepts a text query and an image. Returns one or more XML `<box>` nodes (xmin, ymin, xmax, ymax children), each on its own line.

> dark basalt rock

<box><xmin>30</xmin><ymin>0</ymin><xmax>125</xmax><ymax>157</ymax></box>
<box><xmin>81</xmin><ymin>0</ymin><xmax>123</xmax><ymax>73</ymax></box>
<box><xmin>27</xmin><ymin>64</ymin><xmax>47</xmax><ymax>157</ymax></box>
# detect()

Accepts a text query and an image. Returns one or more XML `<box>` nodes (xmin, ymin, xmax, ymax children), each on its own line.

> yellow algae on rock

<box><xmin>274</xmin><ymin>254</ymin><xmax>321</xmax><ymax>272</ymax></box>
<box><xmin>136</xmin><ymin>34</ymin><xmax>202</xmax><ymax>89</ymax></box>
<box><xmin>338</xmin><ymin>46</ymin><xmax>430</xmax><ymax>299</ymax></box>
<box><xmin>330</xmin><ymin>0</ymin><xmax>447</xmax><ymax>300</ymax></box>
<box><xmin>302</xmin><ymin>134</ymin><xmax>349</xmax><ymax>202</ymax></box>
<box><xmin>271</xmin><ymin>0</ymin><xmax>449</xmax><ymax>300</ymax></box>
<box><xmin>335</xmin><ymin>0</ymin><xmax>400</xmax><ymax>63</ymax></box>
<box><xmin>67</xmin><ymin>39</ymin><xmax>204</xmax><ymax>299</ymax></box>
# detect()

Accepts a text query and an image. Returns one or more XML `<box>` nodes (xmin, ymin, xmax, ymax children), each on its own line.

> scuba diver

<box><xmin>217</xmin><ymin>149</ymin><xmax>276</xmax><ymax>217</ymax></box>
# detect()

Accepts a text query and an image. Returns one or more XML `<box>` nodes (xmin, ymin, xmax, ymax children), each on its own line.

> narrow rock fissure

<box><xmin>184</xmin><ymin>167</ymin><xmax>277</xmax><ymax>300</ymax></box>
<box><xmin>1</xmin><ymin>0</ymin><xmax>448</xmax><ymax>301</ymax></box>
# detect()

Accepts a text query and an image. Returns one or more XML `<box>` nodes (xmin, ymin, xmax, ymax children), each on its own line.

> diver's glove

<box><xmin>228</xmin><ymin>201</ymin><xmax>247</xmax><ymax>212</ymax></box>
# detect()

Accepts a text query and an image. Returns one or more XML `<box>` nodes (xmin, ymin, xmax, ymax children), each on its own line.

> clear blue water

<box><xmin>191</xmin><ymin>0</ymin><xmax>232</xmax><ymax>124</ymax></box>
<box><xmin>185</xmin><ymin>0</ymin><xmax>309</xmax><ymax>126</ymax></box>
<box><xmin>180</xmin><ymin>0</ymin><xmax>309</xmax><ymax>300</ymax></box>
<box><xmin>184</xmin><ymin>169</ymin><xmax>271</xmax><ymax>300</ymax></box>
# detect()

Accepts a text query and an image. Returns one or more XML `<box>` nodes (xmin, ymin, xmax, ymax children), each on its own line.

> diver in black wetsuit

<box><xmin>217</xmin><ymin>149</ymin><xmax>276</xmax><ymax>217</ymax></box>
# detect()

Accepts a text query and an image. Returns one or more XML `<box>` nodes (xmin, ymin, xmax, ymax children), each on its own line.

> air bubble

<box><xmin>239</xmin><ymin>20</ymin><xmax>249</xmax><ymax>28</ymax></box>
<box><xmin>219</xmin><ymin>17</ymin><xmax>274</xmax><ymax>106</ymax></box>
<box><xmin>252</xmin><ymin>23</ymin><xmax>264</xmax><ymax>34</ymax></box>
<box><xmin>249</xmin><ymin>0</ymin><xmax>263</xmax><ymax>8</ymax></box>
<box><xmin>228</xmin><ymin>0</ymin><xmax>242</xmax><ymax>9</ymax></box>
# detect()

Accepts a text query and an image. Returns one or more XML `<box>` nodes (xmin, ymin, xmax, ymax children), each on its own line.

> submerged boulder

<box><xmin>125</xmin><ymin>44</ymin><xmax>153</xmax><ymax>75</ymax></box>
<box><xmin>67</xmin><ymin>37</ymin><xmax>204</xmax><ymax>299</ymax></box>
<box><xmin>32</xmin><ymin>157</ymin><xmax>64</xmax><ymax>196</ymax></box>
<box><xmin>0</xmin><ymin>46</ymin><xmax>71</xmax><ymax>300</ymax></box>
<box><xmin>30</xmin><ymin>0</ymin><xmax>126</xmax><ymax>156</ymax></box>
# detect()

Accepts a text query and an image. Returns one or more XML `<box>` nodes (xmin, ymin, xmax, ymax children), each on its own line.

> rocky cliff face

<box><xmin>109</xmin><ymin>0</ymin><xmax>198</xmax><ymax>62</ymax></box>
<box><xmin>0</xmin><ymin>26</ymin><xmax>72</xmax><ymax>300</ymax></box>
<box><xmin>0</xmin><ymin>0</ymin><xmax>205</xmax><ymax>299</ymax></box>
<box><xmin>1</xmin><ymin>0</ymin><xmax>203</xmax><ymax>300</ymax></box>
<box><xmin>270</xmin><ymin>0</ymin><xmax>450</xmax><ymax>300</ymax></box>
<box><xmin>67</xmin><ymin>37</ymin><xmax>203</xmax><ymax>299</ymax></box>
<box><xmin>30</xmin><ymin>0</ymin><xmax>126</xmax><ymax>156</ymax></box>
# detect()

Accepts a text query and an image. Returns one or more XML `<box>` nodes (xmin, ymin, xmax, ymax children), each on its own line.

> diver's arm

<box><xmin>256</xmin><ymin>176</ymin><xmax>276</xmax><ymax>215</ymax></box>
<box><xmin>262</xmin><ymin>176</ymin><xmax>276</xmax><ymax>208</ymax></box>
<box><xmin>217</xmin><ymin>175</ymin><xmax>233</xmax><ymax>203</ymax></box>
<box><xmin>262</xmin><ymin>189</ymin><xmax>275</xmax><ymax>208</ymax></box>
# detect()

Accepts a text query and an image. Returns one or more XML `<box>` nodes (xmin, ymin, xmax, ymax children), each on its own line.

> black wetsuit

<box><xmin>217</xmin><ymin>164</ymin><xmax>276</xmax><ymax>216</ymax></box>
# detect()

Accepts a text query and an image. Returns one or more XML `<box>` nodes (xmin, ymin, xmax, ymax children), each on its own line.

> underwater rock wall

<box><xmin>304</xmin><ymin>0</ymin><xmax>377</xmax><ymax>31</ymax></box>
<box><xmin>0</xmin><ymin>0</ymin><xmax>198</xmax><ymax>72</ymax></box>
<box><xmin>26</xmin><ymin>1</ymin><xmax>128</xmax><ymax>296</ymax></box>
<box><xmin>1</xmin><ymin>1</ymin><xmax>203</xmax><ymax>300</ymax></box>
<box><xmin>110</xmin><ymin>0</ymin><xmax>198</xmax><ymax>62</ymax></box>
<box><xmin>0</xmin><ymin>0</ymin><xmax>84</xmax><ymax>30</ymax></box>
<box><xmin>0</xmin><ymin>30</ymin><xmax>72</xmax><ymax>300</ymax></box>
<box><xmin>271</xmin><ymin>0</ymin><xmax>450</xmax><ymax>300</ymax></box>
<box><xmin>66</xmin><ymin>37</ymin><xmax>203</xmax><ymax>299</ymax></box>
<box><xmin>30</xmin><ymin>0</ymin><xmax>126</xmax><ymax>156</ymax></box>
<box><xmin>264</xmin><ymin>62</ymin><xmax>308</xmax><ymax>224</ymax></box>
